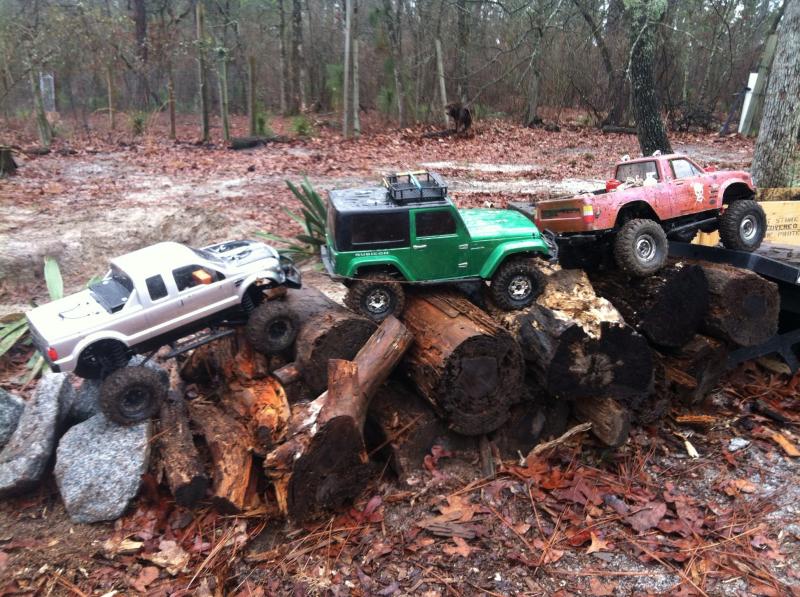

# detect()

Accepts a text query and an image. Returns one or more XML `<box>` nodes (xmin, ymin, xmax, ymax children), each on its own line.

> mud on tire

<box><xmin>99</xmin><ymin>366</ymin><xmax>166</xmax><ymax>426</ymax></box>
<box><xmin>718</xmin><ymin>199</ymin><xmax>766</xmax><ymax>252</ymax></box>
<box><xmin>614</xmin><ymin>218</ymin><xmax>668</xmax><ymax>277</ymax></box>
<box><xmin>489</xmin><ymin>258</ymin><xmax>546</xmax><ymax>310</ymax></box>
<box><xmin>345</xmin><ymin>275</ymin><xmax>406</xmax><ymax>322</ymax></box>
<box><xmin>246</xmin><ymin>301</ymin><xmax>300</xmax><ymax>354</ymax></box>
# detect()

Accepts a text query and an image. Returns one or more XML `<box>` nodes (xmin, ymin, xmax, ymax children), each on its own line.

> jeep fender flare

<box><xmin>479</xmin><ymin>239</ymin><xmax>550</xmax><ymax>279</ymax></box>
<box><xmin>73</xmin><ymin>331</ymin><xmax>130</xmax><ymax>365</ymax></box>
<box><xmin>345</xmin><ymin>256</ymin><xmax>414</xmax><ymax>280</ymax></box>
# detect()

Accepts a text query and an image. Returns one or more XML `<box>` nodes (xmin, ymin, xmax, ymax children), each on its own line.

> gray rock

<box><xmin>0</xmin><ymin>390</ymin><xmax>25</xmax><ymax>449</ymax></box>
<box><xmin>55</xmin><ymin>414</ymin><xmax>152</xmax><ymax>523</ymax></box>
<box><xmin>68</xmin><ymin>379</ymin><xmax>102</xmax><ymax>423</ymax></box>
<box><xmin>0</xmin><ymin>373</ymin><xmax>73</xmax><ymax>497</ymax></box>
<box><xmin>728</xmin><ymin>437</ymin><xmax>750</xmax><ymax>452</ymax></box>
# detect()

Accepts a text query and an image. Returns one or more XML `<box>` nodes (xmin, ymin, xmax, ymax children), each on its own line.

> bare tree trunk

<box><xmin>352</xmin><ymin>53</ymin><xmax>362</xmax><ymax>135</ymax></box>
<box><xmin>29</xmin><ymin>69</ymin><xmax>51</xmax><ymax>147</ymax></box>
<box><xmin>382</xmin><ymin>0</ymin><xmax>405</xmax><ymax>126</ymax></box>
<box><xmin>278</xmin><ymin>0</ymin><xmax>288</xmax><ymax>115</ymax></box>
<box><xmin>342</xmin><ymin>0</ymin><xmax>352</xmax><ymax>137</ymax></box>
<box><xmin>132</xmin><ymin>0</ymin><xmax>149</xmax><ymax>108</ymax></box>
<box><xmin>247</xmin><ymin>55</ymin><xmax>257</xmax><ymax>136</ymax></box>
<box><xmin>627</xmin><ymin>0</ymin><xmax>672</xmax><ymax>155</ymax></box>
<box><xmin>105</xmin><ymin>65</ymin><xmax>116</xmax><ymax>131</ymax></box>
<box><xmin>435</xmin><ymin>38</ymin><xmax>448</xmax><ymax>126</ymax></box>
<box><xmin>751</xmin><ymin>0</ymin><xmax>799</xmax><ymax>188</ymax></box>
<box><xmin>217</xmin><ymin>50</ymin><xmax>230</xmax><ymax>142</ymax></box>
<box><xmin>166</xmin><ymin>60</ymin><xmax>176</xmax><ymax>139</ymax></box>
<box><xmin>456</xmin><ymin>0</ymin><xmax>469</xmax><ymax>102</ymax></box>
<box><xmin>290</xmin><ymin>0</ymin><xmax>306</xmax><ymax>114</ymax></box>
<box><xmin>196</xmin><ymin>2</ymin><xmax>210</xmax><ymax>143</ymax></box>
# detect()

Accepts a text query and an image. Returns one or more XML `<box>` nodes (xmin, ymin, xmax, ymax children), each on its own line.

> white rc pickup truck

<box><xmin>26</xmin><ymin>240</ymin><xmax>301</xmax><ymax>424</ymax></box>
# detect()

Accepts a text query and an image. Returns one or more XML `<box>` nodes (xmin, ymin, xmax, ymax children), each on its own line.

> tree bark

<box><xmin>382</xmin><ymin>0</ymin><xmax>405</xmax><ymax>125</ymax></box>
<box><xmin>265</xmin><ymin>317</ymin><xmax>414</xmax><ymax>520</ymax></box>
<box><xmin>401</xmin><ymin>292</ymin><xmax>525</xmax><ymax>435</ymax></box>
<box><xmin>247</xmin><ymin>55</ymin><xmax>257</xmax><ymax>136</ymax></box>
<box><xmin>456</xmin><ymin>0</ymin><xmax>469</xmax><ymax>102</ymax></box>
<box><xmin>166</xmin><ymin>60</ymin><xmax>176</xmax><ymax>140</ymax></box>
<box><xmin>496</xmin><ymin>269</ymin><xmax>654</xmax><ymax>406</ymax></box>
<box><xmin>342</xmin><ymin>0</ymin><xmax>352</xmax><ymax>137</ymax></box>
<box><xmin>588</xmin><ymin>263</ymin><xmax>709</xmax><ymax>349</ymax></box>
<box><xmin>158</xmin><ymin>391</ymin><xmax>208</xmax><ymax>507</ymax></box>
<box><xmin>697</xmin><ymin>262</ymin><xmax>780</xmax><ymax>347</ymax></box>
<box><xmin>750</xmin><ymin>0</ymin><xmax>800</xmax><ymax>188</ymax></box>
<box><xmin>627</xmin><ymin>0</ymin><xmax>672</xmax><ymax>155</ymax></box>
<box><xmin>217</xmin><ymin>49</ymin><xmax>230</xmax><ymax>142</ymax></box>
<box><xmin>29</xmin><ymin>69</ymin><xmax>52</xmax><ymax>148</ymax></box>
<box><xmin>367</xmin><ymin>379</ymin><xmax>477</xmax><ymax>485</ymax></box>
<box><xmin>188</xmin><ymin>401</ymin><xmax>253</xmax><ymax>514</ymax></box>
<box><xmin>572</xmin><ymin>396</ymin><xmax>631</xmax><ymax>447</ymax></box>
<box><xmin>278</xmin><ymin>0</ymin><xmax>288</xmax><ymax>115</ymax></box>
<box><xmin>196</xmin><ymin>2</ymin><xmax>210</xmax><ymax>143</ymax></box>
<box><xmin>435</xmin><ymin>38</ymin><xmax>449</xmax><ymax>126</ymax></box>
<box><xmin>290</xmin><ymin>0</ymin><xmax>306</xmax><ymax>114</ymax></box>
<box><xmin>653</xmin><ymin>334</ymin><xmax>728</xmax><ymax>406</ymax></box>
<box><xmin>352</xmin><ymin>1</ymin><xmax>361</xmax><ymax>137</ymax></box>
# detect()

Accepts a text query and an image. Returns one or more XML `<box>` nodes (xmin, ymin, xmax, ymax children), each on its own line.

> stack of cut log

<box><xmin>151</xmin><ymin>260</ymin><xmax>779</xmax><ymax>521</ymax></box>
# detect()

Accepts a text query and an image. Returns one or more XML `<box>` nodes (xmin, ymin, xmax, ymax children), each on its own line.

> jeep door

<box><xmin>409</xmin><ymin>208</ymin><xmax>468</xmax><ymax>280</ymax></box>
<box><xmin>668</xmin><ymin>157</ymin><xmax>710</xmax><ymax>214</ymax></box>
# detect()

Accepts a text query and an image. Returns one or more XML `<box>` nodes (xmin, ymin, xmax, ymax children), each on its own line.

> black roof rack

<box><xmin>383</xmin><ymin>171</ymin><xmax>447</xmax><ymax>204</ymax></box>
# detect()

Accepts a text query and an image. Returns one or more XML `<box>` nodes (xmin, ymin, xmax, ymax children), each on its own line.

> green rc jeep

<box><xmin>321</xmin><ymin>171</ymin><xmax>556</xmax><ymax>321</ymax></box>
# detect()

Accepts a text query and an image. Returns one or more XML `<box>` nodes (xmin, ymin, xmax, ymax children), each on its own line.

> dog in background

<box><xmin>446</xmin><ymin>102</ymin><xmax>472</xmax><ymax>133</ymax></box>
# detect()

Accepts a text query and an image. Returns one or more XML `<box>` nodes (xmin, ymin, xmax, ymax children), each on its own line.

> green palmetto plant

<box><xmin>0</xmin><ymin>256</ymin><xmax>63</xmax><ymax>383</ymax></box>
<box><xmin>257</xmin><ymin>179</ymin><xmax>327</xmax><ymax>259</ymax></box>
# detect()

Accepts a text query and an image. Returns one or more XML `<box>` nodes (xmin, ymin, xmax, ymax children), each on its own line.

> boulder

<box><xmin>55</xmin><ymin>414</ymin><xmax>152</xmax><ymax>523</ymax></box>
<box><xmin>0</xmin><ymin>373</ymin><xmax>73</xmax><ymax>497</ymax></box>
<box><xmin>0</xmin><ymin>390</ymin><xmax>25</xmax><ymax>449</ymax></box>
<box><xmin>67</xmin><ymin>379</ymin><xmax>101</xmax><ymax>423</ymax></box>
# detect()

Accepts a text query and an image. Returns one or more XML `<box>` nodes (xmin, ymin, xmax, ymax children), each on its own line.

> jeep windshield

<box><xmin>89</xmin><ymin>266</ymin><xmax>134</xmax><ymax>313</ymax></box>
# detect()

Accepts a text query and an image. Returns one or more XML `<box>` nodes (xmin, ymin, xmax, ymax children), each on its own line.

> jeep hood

<box><xmin>26</xmin><ymin>290</ymin><xmax>115</xmax><ymax>344</ymax></box>
<box><xmin>460</xmin><ymin>208</ymin><xmax>540</xmax><ymax>241</ymax></box>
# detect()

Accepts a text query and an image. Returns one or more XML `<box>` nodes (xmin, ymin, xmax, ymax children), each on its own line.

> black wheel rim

<box><xmin>267</xmin><ymin>319</ymin><xmax>293</xmax><ymax>345</ymax></box>
<box><xmin>364</xmin><ymin>287</ymin><xmax>392</xmax><ymax>315</ymax></box>
<box><xmin>119</xmin><ymin>384</ymin><xmax>152</xmax><ymax>421</ymax></box>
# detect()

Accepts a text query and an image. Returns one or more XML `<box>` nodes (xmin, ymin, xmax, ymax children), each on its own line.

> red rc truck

<box><xmin>527</xmin><ymin>153</ymin><xmax>765</xmax><ymax>276</ymax></box>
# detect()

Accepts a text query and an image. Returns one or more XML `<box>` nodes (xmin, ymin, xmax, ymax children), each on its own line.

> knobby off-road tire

<box><xmin>614</xmin><ymin>219</ymin><xmax>668</xmax><ymax>277</ymax></box>
<box><xmin>246</xmin><ymin>301</ymin><xmax>300</xmax><ymax>354</ymax></box>
<box><xmin>99</xmin><ymin>366</ymin><xmax>167</xmax><ymax>426</ymax></box>
<box><xmin>345</xmin><ymin>275</ymin><xmax>406</xmax><ymax>322</ymax></box>
<box><xmin>489</xmin><ymin>259</ymin><xmax>546</xmax><ymax>310</ymax></box>
<box><xmin>718</xmin><ymin>200</ymin><xmax>766</xmax><ymax>252</ymax></box>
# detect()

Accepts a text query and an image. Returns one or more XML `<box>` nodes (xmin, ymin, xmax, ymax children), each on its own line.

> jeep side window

<box><xmin>146</xmin><ymin>275</ymin><xmax>168</xmax><ymax>301</ymax></box>
<box><xmin>172</xmin><ymin>265</ymin><xmax>220</xmax><ymax>291</ymax></box>
<box><xmin>615</xmin><ymin>161</ymin><xmax>659</xmax><ymax>182</ymax></box>
<box><xmin>416</xmin><ymin>210</ymin><xmax>456</xmax><ymax>237</ymax></box>
<box><xmin>670</xmin><ymin>159</ymin><xmax>701</xmax><ymax>179</ymax></box>
<box><xmin>349</xmin><ymin>212</ymin><xmax>409</xmax><ymax>249</ymax></box>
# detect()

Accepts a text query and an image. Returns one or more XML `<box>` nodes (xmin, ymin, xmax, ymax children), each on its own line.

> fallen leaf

<box><xmin>364</xmin><ymin>540</ymin><xmax>392</xmax><ymax>564</ymax></box>
<box><xmin>725</xmin><ymin>478</ymin><xmax>757</xmax><ymax>496</ymax></box>
<box><xmin>130</xmin><ymin>566</ymin><xmax>159</xmax><ymax>593</ymax></box>
<box><xmin>142</xmin><ymin>540</ymin><xmax>190</xmax><ymax>576</ymax></box>
<box><xmin>103</xmin><ymin>537</ymin><xmax>143</xmax><ymax>556</ymax></box>
<box><xmin>442</xmin><ymin>536</ymin><xmax>476</xmax><ymax>558</ymax></box>
<box><xmin>586</xmin><ymin>532</ymin><xmax>610</xmax><ymax>554</ymax></box>
<box><xmin>771</xmin><ymin>431</ymin><xmax>800</xmax><ymax>457</ymax></box>
<box><xmin>626</xmin><ymin>501</ymin><xmax>667</xmax><ymax>533</ymax></box>
<box><xmin>588</xmin><ymin>577</ymin><xmax>617</xmax><ymax>596</ymax></box>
